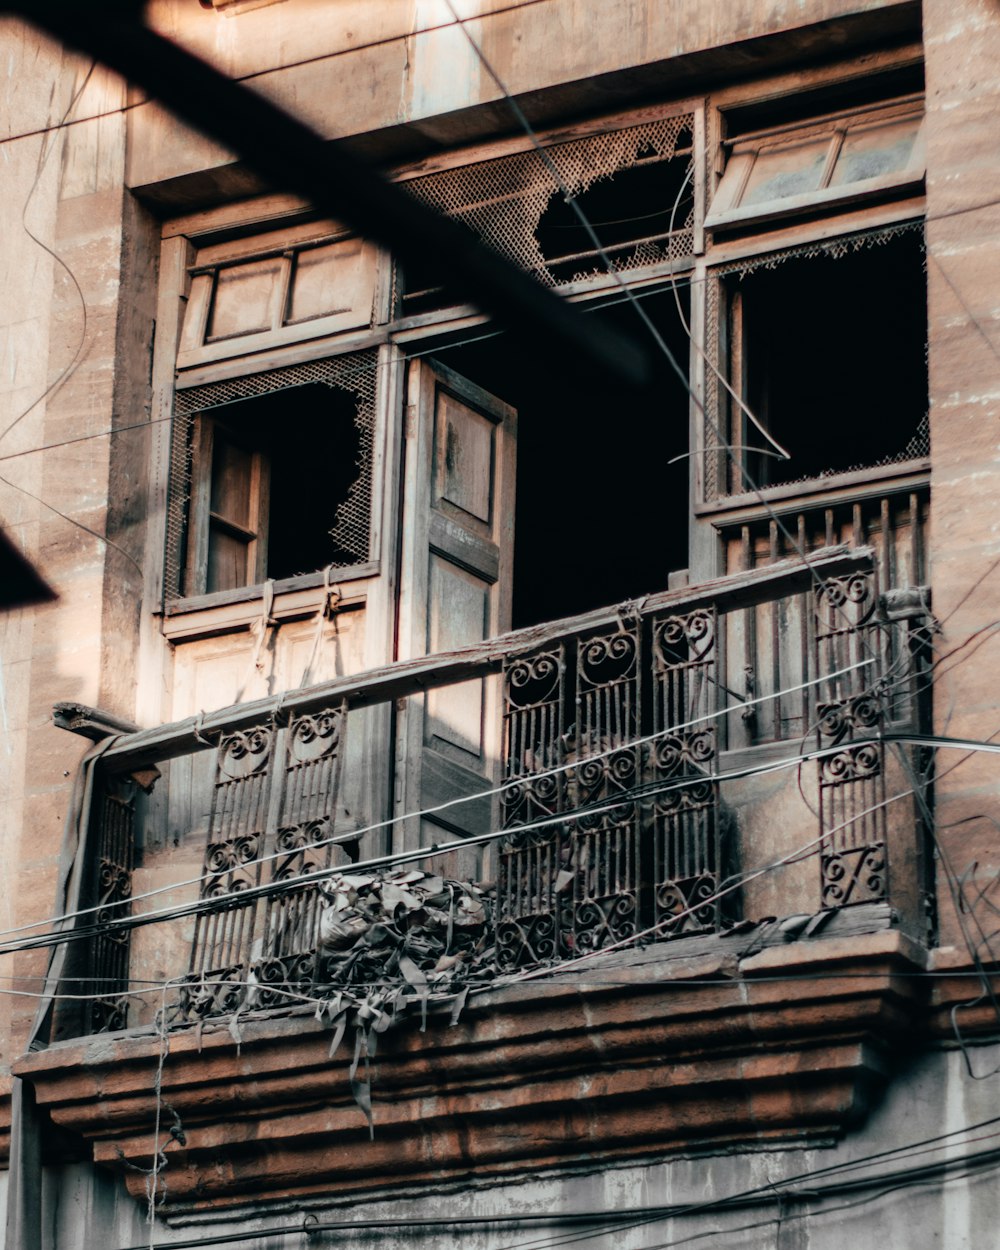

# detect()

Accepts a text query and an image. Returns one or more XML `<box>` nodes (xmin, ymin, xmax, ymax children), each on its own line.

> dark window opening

<box><xmin>443</xmin><ymin>289</ymin><xmax>692</xmax><ymax>629</ymax></box>
<box><xmin>728</xmin><ymin>231</ymin><xmax>928</xmax><ymax>494</ymax></box>
<box><xmin>185</xmin><ymin>382</ymin><xmax>362</xmax><ymax>596</ymax></box>
<box><xmin>397</xmin><ymin>115</ymin><xmax>695</xmax><ymax>320</ymax></box>
<box><xmin>534</xmin><ymin>137</ymin><xmax>693</xmax><ymax>284</ymax></box>
<box><xmin>399</xmin><ymin>145</ymin><xmax>694</xmax><ymax>317</ymax></box>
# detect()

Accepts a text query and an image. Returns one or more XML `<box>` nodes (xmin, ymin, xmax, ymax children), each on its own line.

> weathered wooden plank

<box><xmin>69</xmin><ymin>545</ymin><xmax>871</xmax><ymax>770</ymax></box>
<box><xmin>52</xmin><ymin>703</ymin><xmax>139</xmax><ymax>741</ymax></box>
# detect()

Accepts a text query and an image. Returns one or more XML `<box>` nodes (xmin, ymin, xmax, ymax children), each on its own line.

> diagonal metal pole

<box><xmin>8</xmin><ymin>0</ymin><xmax>650</xmax><ymax>388</ymax></box>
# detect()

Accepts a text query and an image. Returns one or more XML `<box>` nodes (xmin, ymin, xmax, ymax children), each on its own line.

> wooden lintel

<box><xmin>95</xmin><ymin>545</ymin><xmax>870</xmax><ymax>771</ymax></box>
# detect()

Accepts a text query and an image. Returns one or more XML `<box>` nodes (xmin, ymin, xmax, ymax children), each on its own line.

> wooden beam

<box><xmin>72</xmin><ymin>545</ymin><xmax>873</xmax><ymax>770</ymax></box>
<box><xmin>52</xmin><ymin>703</ymin><xmax>140</xmax><ymax>741</ymax></box>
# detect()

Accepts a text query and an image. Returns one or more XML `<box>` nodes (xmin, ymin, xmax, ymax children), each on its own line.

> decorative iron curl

<box><xmin>654</xmin><ymin>609</ymin><xmax>715</xmax><ymax>667</ymax></box>
<box><xmin>652</xmin><ymin>729</ymin><xmax>715</xmax><ymax>776</ymax></box>
<box><xmin>820</xmin><ymin>742</ymin><xmax>882</xmax><ymax>786</ymax></box>
<box><xmin>815</xmin><ymin>572</ymin><xmax>877</xmax><ymax>633</ymax></box>
<box><xmin>817</xmin><ymin>692</ymin><xmax>883</xmax><ymax>743</ymax></box>
<box><xmin>218</xmin><ymin>725</ymin><xmax>272</xmax><ymax>779</ymax></box>
<box><xmin>496</xmin><ymin>913</ymin><xmax>558</xmax><ymax>968</ymax></box>
<box><xmin>657</xmin><ymin>874</ymin><xmax>718</xmax><ymax>932</ymax></box>
<box><xmin>578</xmin><ymin>630</ymin><xmax>637</xmax><ymax>686</ymax></box>
<box><xmin>289</xmin><ymin>709</ymin><xmax>342</xmax><ymax>763</ymax></box>
<box><xmin>505</xmin><ymin>650</ymin><xmax>561</xmax><ymax>709</ymax></box>
<box><xmin>821</xmin><ymin>845</ymin><xmax>886</xmax><ymax>907</ymax></box>
<box><xmin>205</xmin><ymin>833</ymin><xmax>261</xmax><ymax>875</ymax></box>
<box><xmin>277</xmin><ymin>818</ymin><xmax>331</xmax><ymax>853</ymax></box>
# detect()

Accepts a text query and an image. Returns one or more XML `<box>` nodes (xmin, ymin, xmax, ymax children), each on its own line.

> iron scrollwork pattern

<box><xmin>186</xmin><ymin>724</ymin><xmax>276</xmax><ymax>1016</ymax></box>
<box><xmin>258</xmin><ymin>704</ymin><xmax>348</xmax><ymax>1004</ymax></box>
<box><xmin>88</xmin><ymin>775</ymin><xmax>136</xmax><ymax>1033</ymax></box>
<box><xmin>568</xmin><ymin>627</ymin><xmax>643</xmax><ymax>956</ymax></box>
<box><xmin>815</xmin><ymin>572</ymin><xmax>888</xmax><ymax>909</ymax></box>
<box><xmin>184</xmin><ymin>705</ymin><xmax>350</xmax><ymax>1018</ymax></box>
<box><xmin>497</xmin><ymin>646</ymin><xmax>570</xmax><ymax>968</ymax></box>
<box><xmin>650</xmin><ymin>610</ymin><xmax>720</xmax><ymax>934</ymax></box>
<box><xmin>497</xmin><ymin>607</ymin><xmax>722</xmax><ymax>970</ymax></box>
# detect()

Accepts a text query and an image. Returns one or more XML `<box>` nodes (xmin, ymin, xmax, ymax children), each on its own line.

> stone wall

<box><xmin>924</xmin><ymin>0</ymin><xmax>1000</xmax><ymax>950</ymax></box>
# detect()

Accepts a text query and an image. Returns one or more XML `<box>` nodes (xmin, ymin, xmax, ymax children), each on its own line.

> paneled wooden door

<box><xmin>395</xmin><ymin>358</ymin><xmax>517</xmax><ymax>873</ymax></box>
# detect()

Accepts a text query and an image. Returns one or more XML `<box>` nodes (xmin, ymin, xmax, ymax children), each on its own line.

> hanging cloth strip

<box><xmin>300</xmin><ymin>565</ymin><xmax>342</xmax><ymax>690</ymax></box>
<box><xmin>232</xmin><ymin>579</ymin><xmax>275</xmax><ymax>705</ymax></box>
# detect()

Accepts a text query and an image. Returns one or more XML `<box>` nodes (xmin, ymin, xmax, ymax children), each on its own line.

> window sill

<box><xmin>696</xmin><ymin>458</ymin><xmax>930</xmax><ymax>523</ymax></box>
<box><xmin>161</xmin><ymin>562</ymin><xmax>377</xmax><ymax>642</ymax></box>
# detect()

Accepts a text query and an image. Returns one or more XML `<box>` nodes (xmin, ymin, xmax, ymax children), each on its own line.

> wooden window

<box><xmin>707</xmin><ymin>97</ymin><xmax>924</xmax><ymax>232</ymax></box>
<box><xmin>177</xmin><ymin>232</ymin><xmax>379</xmax><ymax>371</ymax></box>
<box><xmin>187</xmin><ymin>419</ymin><xmax>270</xmax><ymax>596</ymax></box>
<box><xmin>167</xmin><ymin>351</ymin><xmax>378</xmax><ymax>606</ymax></box>
<box><xmin>716</xmin><ymin>228</ymin><xmax>928</xmax><ymax>500</ymax></box>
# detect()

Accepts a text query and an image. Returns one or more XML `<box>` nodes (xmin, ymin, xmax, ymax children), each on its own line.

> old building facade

<box><xmin>1</xmin><ymin>0</ymin><xmax>1000</xmax><ymax>1245</ymax></box>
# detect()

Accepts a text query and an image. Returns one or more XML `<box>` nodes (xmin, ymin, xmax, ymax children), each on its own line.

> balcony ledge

<box><xmin>16</xmin><ymin>925</ymin><xmax>931</xmax><ymax>1213</ymax></box>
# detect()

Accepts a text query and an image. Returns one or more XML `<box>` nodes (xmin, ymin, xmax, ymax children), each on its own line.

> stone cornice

<box><xmin>14</xmin><ymin>930</ymin><xmax>931</xmax><ymax>1211</ymax></box>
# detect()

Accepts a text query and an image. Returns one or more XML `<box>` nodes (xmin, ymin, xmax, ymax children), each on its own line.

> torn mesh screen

<box><xmin>405</xmin><ymin>114</ymin><xmax>695</xmax><ymax>287</ymax></box>
<box><xmin>703</xmin><ymin>220</ymin><xmax>928</xmax><ymax>500</ymax></box>
<box><xmin>165</xmin><ymin>351</ymin><xmax>377</xmax><ymax>599</ymax></box>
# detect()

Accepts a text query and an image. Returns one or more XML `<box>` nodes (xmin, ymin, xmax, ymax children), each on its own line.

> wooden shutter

<box><xmin>395</xmin><ymin>359</ymin><xmax>517</xmax><ymax>873</ymax></box>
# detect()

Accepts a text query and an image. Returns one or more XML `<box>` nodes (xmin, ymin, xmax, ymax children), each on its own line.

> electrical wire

<box><xmin>438</xmin><ymin>0</ymin><xmax>933</xmax><ymax>933</ymax></box>
<box><xmin>0</xmin><ymin>655</ymin><xmax>881</xmax><ymax>948</ymax></box>
<box><xmin>6</xmin><ymin>16</ymin><xmax>1000</xmax><ymax>1245</ymax></box>
<box><xmin>0</xmin><ymin>470</ymin><xmax>144</xmax><ymax>578</ymax></box>
<box><xmin>664</xmin><ymin>162</ymin><xmax>790</xmax><ymax>464</ymax></box>
<box><xmin>0</xmin><ymin>653</ymin><xmax>877</xmax><ymax>946</ymax></box>
<box><xmin>14</xmin><ymin>5</ymin><xmax>999</xmax><ymax>1191</ymax></box>
<box><xmin>0</xmin><ymin>58</ymin><xmax>147</xmax><ymax>579</ymax></box>
<box><xmin>433</xmin><ymin>0</ymin><xmax>993</xmax><ymax>1084</ymax></box>
<box><xmin>0</xmin><ymin>60</ymin><xmax>96</xmax><ymax>448</ymax></box>
<box><xmin>0</xmin><ymin>1</ymin><xmax>557</xmax><ymax>156</ymax></box>
<box><xmin>425</xmin><ymin>0</ymin><xmax>1000</xmax><ymax>1135</ymax></box>
<box><xmin>1</xmin><ymin>731</ymin><xmax>996</xmax><ymax>964</ymax></box>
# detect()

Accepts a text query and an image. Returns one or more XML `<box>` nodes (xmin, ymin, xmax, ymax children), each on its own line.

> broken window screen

<box><xmin>165</xmin><ymin>351</ymin><xmax>377</xmax><ymax>602</ymax></box>
<box><xmin>398</xmin><ymin>114</ymin><xmax>695</xmax><ymax>315</ymax></box>
<box><xmin>714</xmin><ymin>227</ymin><xmax>928</xmax><ymax>497</ymax></box>
<box><xmin>707</xmin><ymin>98</ymin><xmax>924</xmax><ymax>231</ymax></box>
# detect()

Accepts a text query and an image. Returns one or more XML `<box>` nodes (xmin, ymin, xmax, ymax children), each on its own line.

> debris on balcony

<box><xmin>182</xmin><ymin>867</ymin><xmax>495</xmax><ymax>1047</ymax></box>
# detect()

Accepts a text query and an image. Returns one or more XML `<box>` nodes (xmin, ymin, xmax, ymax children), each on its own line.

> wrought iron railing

<box><xmin>497</xmin><ymin>606</ymin><xmax>720</xmax><ymax>967</ymax></box>
<box><xmin>55</xmin><ymin>545</ymin><xmax>932</xmax><ymax>1035</ymax></box>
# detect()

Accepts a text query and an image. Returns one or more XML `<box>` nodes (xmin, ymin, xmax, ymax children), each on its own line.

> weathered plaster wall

<box><xmin>0</xmin><ymin>20</ymin><xmax>140</xmax><ymax>1061</ymax></box>
<box><xmin>36</xmin><ymin>1041</ymin><xmax>1000</xmax><ymax>1249</ymax></box>
<box><xmin>923</xmin><ymin>0</ymin><xmax>1000</xmax><ymax>951</ymax></box>
<box><xmin>129</xmin><ymin>0</ymin><xmax>919</xmax><ymax>202</ymax></box>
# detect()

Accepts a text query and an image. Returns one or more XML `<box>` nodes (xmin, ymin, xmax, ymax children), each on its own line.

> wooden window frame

<box><xmin>706</xmin><ymin>95</ymin><xmax>925</xmax><ymax>234</ymax></box>
<box><xmin>184</xmin><ymin>416</ymin><xmax>271</xmax><ymax>599</ymax></box>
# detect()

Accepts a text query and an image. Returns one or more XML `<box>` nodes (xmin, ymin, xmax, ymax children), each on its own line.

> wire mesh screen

<box><xmin>703</xmin><ymin>220</ymin><xmax>928</xmax><ymax>501</ymax></box>
<box><xmin>165</xmin><ymin>350</ymin><xmax>377</xmax><ymax>600</ymax></box>
<box><xmin>404</xmin><ymin>114</ymin><xmax>695</xmax><ymax>291</ymax></box>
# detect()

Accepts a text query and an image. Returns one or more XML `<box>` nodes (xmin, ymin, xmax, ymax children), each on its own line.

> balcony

<box><xmin>21</xmin><ymin>542</ymin><xmax>938</xmax><ymax>1212</ymax></box>
<box><xmin>44</xmin><ymin>542</ymin><xmax>932</xmax><ymax>1037</ymax></box>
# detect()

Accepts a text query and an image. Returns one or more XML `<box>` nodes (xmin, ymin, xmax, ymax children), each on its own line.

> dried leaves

<box><xmin>308</xmin><ymin>867</ymin><xmax>496</xmax><ymax>1133</ymax></box>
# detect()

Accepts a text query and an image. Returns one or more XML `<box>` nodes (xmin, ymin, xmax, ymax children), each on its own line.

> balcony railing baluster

<box><xmin>56</xmin><ymin>544</ymin><xmax>928</xmax><ymax>1036</ymax></box>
